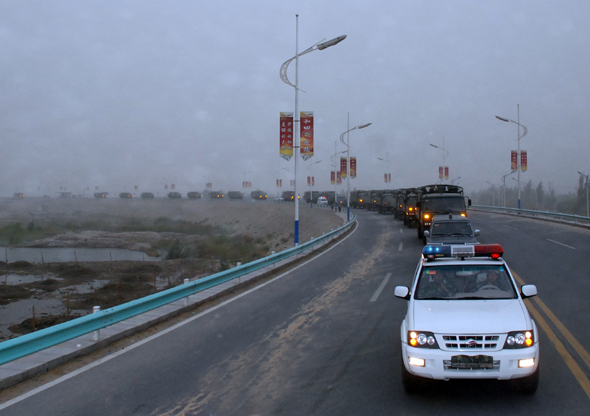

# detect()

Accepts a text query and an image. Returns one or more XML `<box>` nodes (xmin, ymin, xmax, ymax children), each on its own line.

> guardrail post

<box><xmin>92</xmin><ymin>306</ymin><xmax>100</xmax><ymax>341</ymax></box>
<box><xmin>184</xmin><ymin>279</ymin><xmax>189</xmax><ymax>306</ymax></box>
<box><xmin>236</xmin><ymin>262</ymin><xmax>241</xmax><ymax>283</ymax></box>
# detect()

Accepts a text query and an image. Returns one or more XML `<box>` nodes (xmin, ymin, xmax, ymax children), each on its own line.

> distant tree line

<box><xmin>470</xmin><ymin>176</ymin><xmax>590</xmax><ymax>217</ymax></box>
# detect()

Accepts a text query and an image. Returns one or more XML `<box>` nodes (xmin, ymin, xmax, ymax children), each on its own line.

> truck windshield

<box><xmin>422</xmin><ymin>197</ymin><xmax>466</xmax><ymax>212</ymax></box>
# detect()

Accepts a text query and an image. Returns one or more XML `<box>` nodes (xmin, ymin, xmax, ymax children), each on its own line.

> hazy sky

<box><xmin>1</xmin><ymin>1</ymin><xmax>589</xmax><ymax>197</ymax></box>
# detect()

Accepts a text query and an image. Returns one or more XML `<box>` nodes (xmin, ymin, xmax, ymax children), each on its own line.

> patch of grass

<box><xmin>165</xmin><ymin>240</ymin><xmax>191</xmax><ymax>260</ymax></box>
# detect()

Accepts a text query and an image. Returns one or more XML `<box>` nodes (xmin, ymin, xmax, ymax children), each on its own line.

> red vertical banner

<box><xmin>340</xmin><ymin>157</ymin><xmax>347</xmax><ymax>178</ymax></box>
<box><xmin>165</xmin><ymin>185</ymin><xmax>168</xmax><ymax>190</ymax></box>
<box><xmin>134</xmin><ymin>185</ymin><xmax>138</xmax><ymax>190</ymax></box>
<box><xmin>307</xmin><ymin>176</ymin><xmax>311</xmax><ymax>186</ymax></box>
<box><xmin>511</xmin><ymin>150</ymin><xmax>518</xmax><ymax>171</ymax></box>
<box><xmin>521</xmin><ymin>151</ymin><xmax>527</xmax><ymax>171</ymax></box>
<box><xmin>388</xmin><ymin>173</ymin><xmax>392</xmax><ymax>183</ymax></box>
<box><xmin>171</xmin><ymin>184</ymin><xmax>175</xmax><ymax>190</ymax></box>
<box><xmin>331</xmin><ymin>171</ymin><xmax>335</xmax><ymax>185</ymax></box>
<box><xmin>312</xmin><ymin>176</ymin><xmax>315</xmax><ymax>186</ymax></box>
<box><xmin>280</xmin><ymin>112</ymin><xmax>294</xmax><ymax>160</ymax></box>
<box><xmin>350</xmin><ymin>157</ymin><xmax>356</xmax><ymax>178</ymax></box>
<box><xmin>444</xmin><ymin>167</ymin><xmax>449</xmax><ymax>180</ymax></box>
<box><xmin>300</xmin><ymin>111</ymin><xmax>314</xmax><ymax>160</ymax></box>
<box><xmin>384</xmin><ymin>173</ymin><xmax>387</xmax><ymax>183</ymax></box>
<box><xmin>439</xmin><ymin>166</ymin><xmax>443</xmax><ymax>179</ymax></box>
<box><xmin>337</xmin><ymin>171</ymin><xmax>342</xmax><ymax>185</ymax></box>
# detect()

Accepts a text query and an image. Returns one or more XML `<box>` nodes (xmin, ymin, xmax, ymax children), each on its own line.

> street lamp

<box><xmin>280</xmin><ymin>15</ymin><xmax>346</xmax><ymax>246</ymax></box>
<box><xmin>487</xmin><ymin>181</ymin><xmax>502</xmax><ymax>206</ymax></box>
<box><xmin>501</xmin><ymin>171</ymin><xmax>515</xmax><ymax>208</ymax></box>
<box><xmin>496</xmin><ymin>105</ymin><xmax>528</xmax><ymax>209</ymax></box>
<box><xmin>578</xmin><ymin>171</ymin><xmax>589</xmax><ymax>217</ymax></box>
<box><xmin>331</xmin><ymin>142</ymin><xmax>347</xmax><ymax>212</ymax></box>
<box><xmin>429</xmin><ymin>139</ymin><xmax>449</xmax><ymax>183</ymax></box>
<box><xmin>340</xmin><ymin>120</ymin><xmax>372</xmax><ymax>222</ymax></box>
<box><xmin>377</xmin><ymin>151</ymin><xmax>391</xmax><ymax>186</ymax></box>
<box><xmin>451</xmin><ymin>176</ymin><xmax>461</xmax><ymax>185</ymax></box>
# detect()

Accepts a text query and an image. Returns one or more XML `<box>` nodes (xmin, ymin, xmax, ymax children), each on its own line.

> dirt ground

<box><xmin>0</xmin><ymin>196</ymin><xmax>344</xmax><ymax>339</ymax></box>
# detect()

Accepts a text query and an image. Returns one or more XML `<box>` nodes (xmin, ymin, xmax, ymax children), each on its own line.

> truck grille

<box><xmin>442</xmin><ymin>335</ymin><xmax>500</xmax><ymax>350</ymax></box>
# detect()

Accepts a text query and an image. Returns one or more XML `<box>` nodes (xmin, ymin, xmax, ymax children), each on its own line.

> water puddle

<box><xmin>0</xmin><ymin>247</ymin><xmax>161</xmax><ymax>263</ymax></box>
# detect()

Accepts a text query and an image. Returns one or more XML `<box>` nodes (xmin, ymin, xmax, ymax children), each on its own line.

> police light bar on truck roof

<box><xmin>422</xmin><ymin>244</ymin><xmax>504</xmax><ymax>261</ymax></box>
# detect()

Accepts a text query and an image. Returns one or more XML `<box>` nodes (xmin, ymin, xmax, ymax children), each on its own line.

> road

<box><xmin>1</xmin><ymin>209</ymin><xmax>590</xmax><ymax>415</ymax></box>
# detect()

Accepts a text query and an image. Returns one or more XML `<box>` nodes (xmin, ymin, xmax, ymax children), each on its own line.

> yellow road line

<box><xmin>513</xmin><ymin>271</ymin><xmax>590</xmax><ymax>399</ymax></box>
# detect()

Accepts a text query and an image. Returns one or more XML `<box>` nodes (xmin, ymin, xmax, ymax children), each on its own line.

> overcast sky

<box><xmin>1</xmin><ymin>1</ymin><xmax>589</xmax><ymax>197</ymax></box>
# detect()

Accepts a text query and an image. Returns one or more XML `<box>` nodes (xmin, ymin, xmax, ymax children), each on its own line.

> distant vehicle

<box><xmin>250</xmin><ymin>190</ymin><xmax>268</xmax><ymax>200</ymax></box>
<box><xmin>187</xmin><ymin>191</ymin><xmax>202</xmax><ymax>199</ymax></box>
<box><xmin>13</xmin><ymin>193</ymin><xmax>24</xmax><ymax>198</ymax></box>
<box><xmin>94</xmin><ymin>192</ymin><xmax>108</xmax><ymax>198</ymax></box>
<box><xmin>282</xmin><ymin>191</ymin><xmax>295</xmax><ymax>202</ymax></box>
<box><xmin>227</xmin><ymin>191</ymin><xmax>243</xmax><ymax>200</ymax></box>
<box><xmin>415</xmin><ymin>184</ymin><xmax>471</xmax><ymax>240</ymax></box>
<box><xmin>119</xmin><ymin>192</ymin><xmax>133</xmax><ymax>198</ymax></box>
<box><xmin>140</xmin><ymin>192</ymin><xmax>155</xmax><ymax>199</ymax></box>
<box><xmin>350</xmin><ymin>190</ymin><xmax>368</xmax><ymax>208</ymax></box>
<box><xmin>167</xmin><ymin>192</ymin><xmax>182</xmax><ymax>199</ymax></box>
<box><xmin>209</xmin><ymin>191</ymin><xmax>224</xmax><ymax>199</ymax></box>
<box><xmin>317</xmin><ymin>196</ymin><xmax>328</xmax><ymax>207</ymax></box>
<box><xmin>375</xmin><ymin>190</ymin><xmax>395</xmax><ymax>214</ymax></box>
<box><xmin>423</xmin><ymin>214</ymin><xmax>480</xmax><ymax>245</ymax></box>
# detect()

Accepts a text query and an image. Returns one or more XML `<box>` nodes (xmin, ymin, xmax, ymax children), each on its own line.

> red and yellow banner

<box><xmin>521</xmin><ymin>150</ymin><xmax>527</xmax><ymax>172</ymax></box>
<box><xmin>300</xmin><ymin>111</ymin><xmax>314</xmax><ymax>160</ymax></box>
<box><xmin>439</xmin><ymin>166</ymin><xmax>443</xmax><ymax>179</ymax></box>
<box><xmin>511</xmin><ymin>150</ymin><xmax>518</xmax><ymax>171</ymax></box>
<box><xmin>312</xmin><ymin>176</ymin><xmax>315</xmax><ymax>186</ymax></box>
<box><xmin>337</xmin><ymin>171</ymin><xmax>342</xmax><ymax>185</ymax></box>
<box><xmin>307</xmin><ymin>176</ymin><xmax>311</xmax><ymax>186</ymax></box>
<box><xmin>384</xmin><ymin>173</ymin><xmax>388</xmax><ymax>183</ymax></box>
<box><xmin>340</xmin><ymin>157</ymin><xmax>347</xmax><ymax>178</ymax></box>
<box><xmin>280</xmin><ymin>112</ymin><xmax>294</xmax><ymax>160</ymax></box>
<box><xmin>444</xmin><ymin>167</ymin><xmax>449</xmax><ymax>180</ymax></box>
<box><xmin>350</xmin><ymin>157</ymin><xmax>357</xmax><ymax>178</ymax></box>
<box><xmin>388</xmin><ymin>173</ymin><xmax>392</xmax><ymax>183</ymax></box>
<box><xmin>331</xmin><ymin>171</ymin><xmax>335</xmax><ymax>185</ymax></box>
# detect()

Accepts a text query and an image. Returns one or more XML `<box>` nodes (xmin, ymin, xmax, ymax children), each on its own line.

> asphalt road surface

<box><xmin>1</xmin><ymin>209</ymin><xmax>590</xmax><ymax>415</ymax></box>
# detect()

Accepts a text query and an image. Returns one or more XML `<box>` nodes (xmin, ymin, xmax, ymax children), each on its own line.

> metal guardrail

<box><xmin>470</xmin><ymin>205</ymin><xmax>590</xmax><ymax>227</ymax></box>
<box><xmin>0</xmin><ymin>215</ymin><xmax>356</xmax><ymax>365</ymax></box>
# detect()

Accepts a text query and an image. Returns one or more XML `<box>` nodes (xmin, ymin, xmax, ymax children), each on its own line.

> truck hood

<box><xmin>410</xmin><ymin>300</ymin><xmax>530</xmax><ymax>333</ymax></box>
<box><xmin>426</xmin><ymin>235</ymin><xmax>479</xmax><ymax>244</ymax></box>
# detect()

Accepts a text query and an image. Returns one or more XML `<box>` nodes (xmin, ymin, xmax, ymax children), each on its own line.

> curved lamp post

<box><xmin>340</xmin><ymin>121</ymin><xmax>372</xmax><ymax>222</ymax></box>
<box><xmin>280</xmin><ymin>15</ymin><xmax>346</xmax><ymax>246</ymax></box>
<box><xmin>501</xmin><ymin>171</ymin><xmax>515</xmax><ymax>208</ymax></box>
<box><xmin>429</xmin><ymin>139</ymin><xmax>449</xmax><ymax>183</ymax></box>
<box><xmin>578</xmin><ymin>171</ymin><xmax>589</xmax><ymax>217</ymax></box>
<box><xmin>377</xmin><ymin>151</ymin><xmax>391</xmax><ymax>186</ymax></box>
<box><xmin>496</xmin><ymin>106</ymin><xmax>528</xmax><ymax>209</ymax></box>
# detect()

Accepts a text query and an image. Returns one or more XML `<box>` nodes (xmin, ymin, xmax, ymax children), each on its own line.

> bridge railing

<box><xmin>0</xmin><ymin>216</ymin><xmax>356</xmax><ymax>365</ymax></box>
<box><xmin>470</xmin><ymin>205</ymin><xmax>590</xmax><ymax>227</ymax></box>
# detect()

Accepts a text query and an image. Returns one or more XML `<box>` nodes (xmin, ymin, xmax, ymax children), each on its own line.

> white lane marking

<box><xmin>398</xmin><ymin>242</ymin><xmax>403</xmax><ymax>251</ymax></box>
<box><xmin>0</xmin><ymin>223</ymin><xmax>360</xmax><ymax>410</ymax></box>
<box><xmin>547</xmin><ymin>239</ymin><xmax>576</xmax><ymax>250</ymax></box>
<box><xmin>370</xmin><ymin>273</ymin><xmax>392</xmax><ymax>302</ymax></box>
